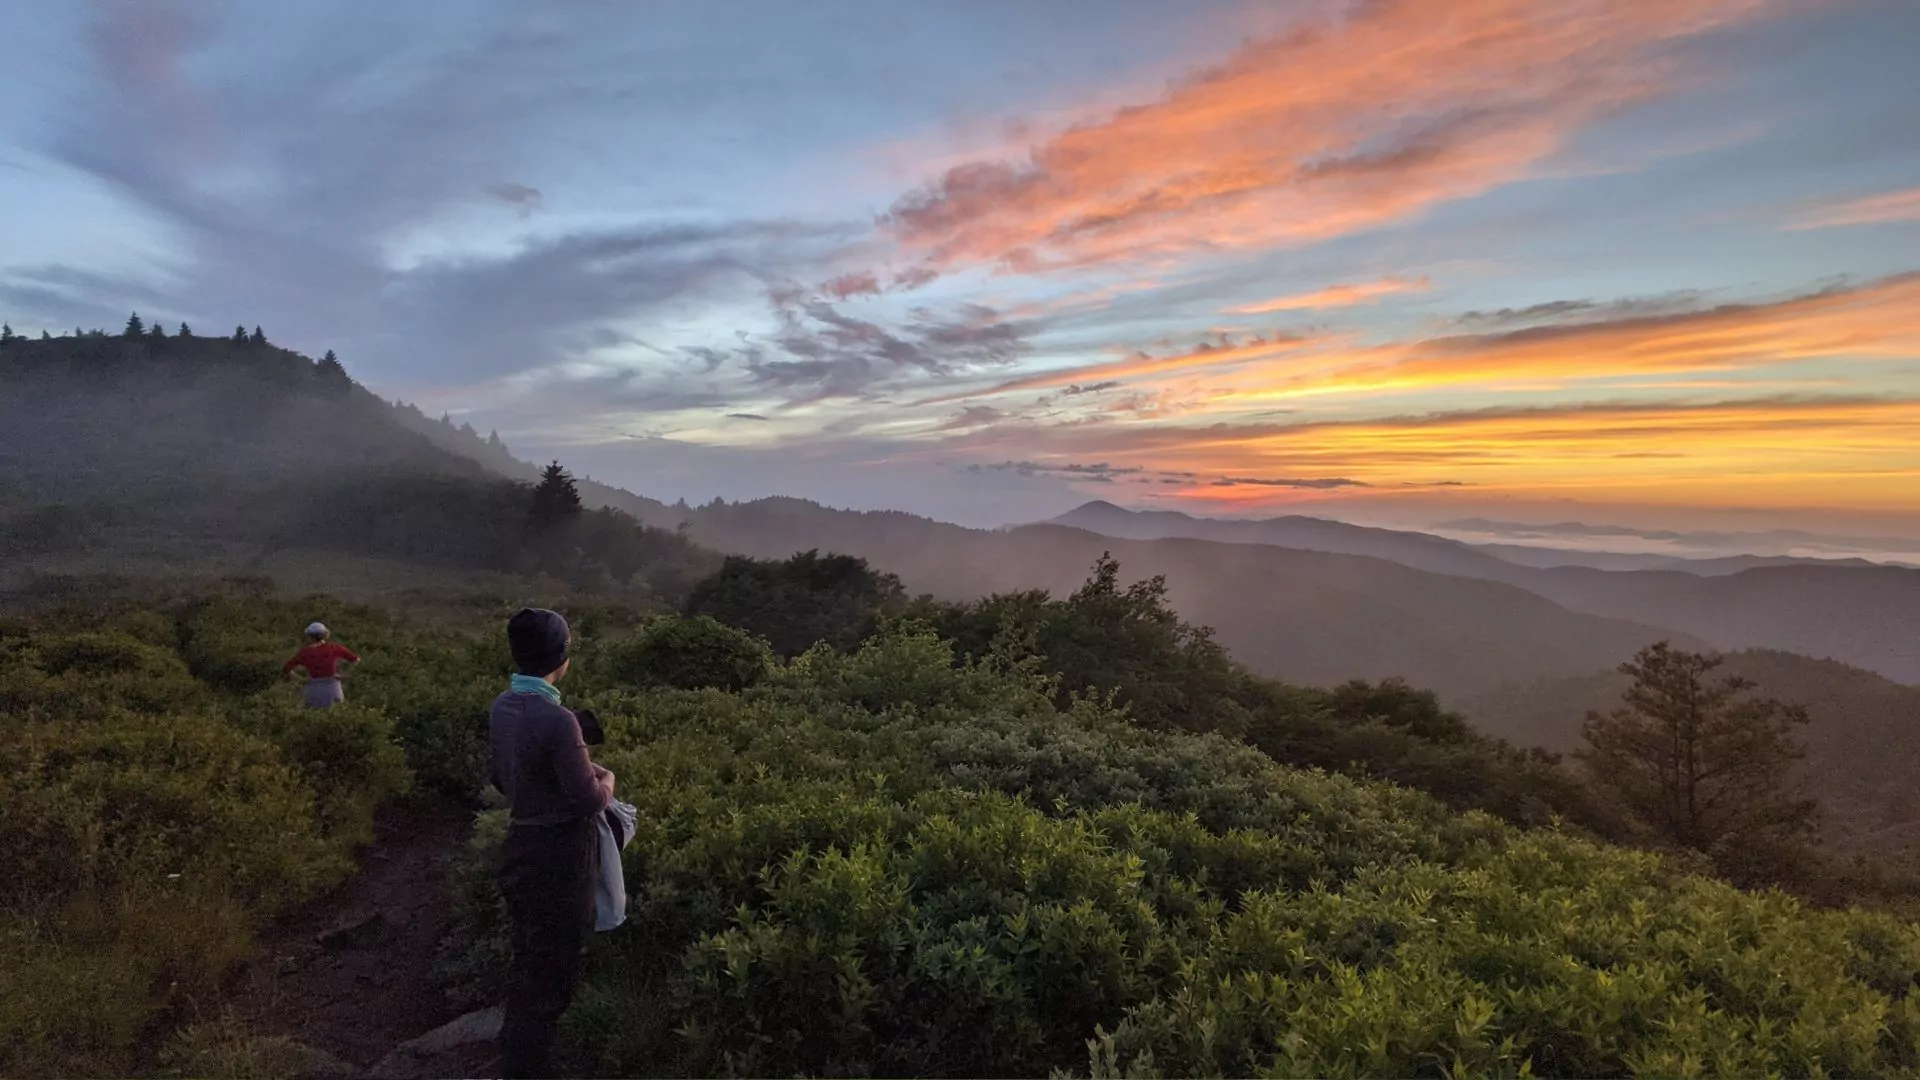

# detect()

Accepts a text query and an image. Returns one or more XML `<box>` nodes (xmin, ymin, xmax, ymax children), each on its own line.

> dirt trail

<box><xmin>235</xmin><ymin>795</ymin><xmax>483</xmax><ymax>1074</ymax></box>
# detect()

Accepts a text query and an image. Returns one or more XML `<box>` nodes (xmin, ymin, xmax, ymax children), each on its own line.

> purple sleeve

<box><xmin>551</xmin><ymin>710</ymin><xmax>611</xmax><ymax>818</ymax></box>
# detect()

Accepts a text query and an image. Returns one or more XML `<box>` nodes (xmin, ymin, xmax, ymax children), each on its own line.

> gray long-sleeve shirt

<box><xmin>488</xmin><ymin>690</ymin><xmax>611</xmax><ymax>825</ymax></box>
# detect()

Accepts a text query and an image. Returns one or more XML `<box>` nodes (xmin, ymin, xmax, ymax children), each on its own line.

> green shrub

<box><xmin>0</xmin><ymin>710</ymin><xmax>346</xmax><ymax>913</ymax></box>
<box><xmin>0</xmin><ymin>890</ymin><xmax>256</xmax><ymax>1077</ymax></box>
<box><xmin>230</xmin><ymin>696</ymin><xmax>412</xmax><ymax>844</ymax></box>
<box><xmin>179</xmin><ymin>599</ymin><xmax>300</xmax><ymax>696</ymax></box>
<box><xmin>602</xmin><ymin>614</ymin><xmax>772</xmax><ymax>692</ymax></box>
<box><xmin>0</xmin><ymin>629</ymin><xmax>209</xmax><ymax>718</ymax></box>
<box><xmin>418</xmin><ymin>628</ymin><xmax>1920</xmax><ymax>1076</ymax></box>
<box><xmin>0</xmin><ymin>594</ymin><xmax>452</xmax><ymax>1075</ymax></box>
<box><xmin>347</xmin><ymin>642</ymin><xmax>499</xmax><ymax>796</ymax></box>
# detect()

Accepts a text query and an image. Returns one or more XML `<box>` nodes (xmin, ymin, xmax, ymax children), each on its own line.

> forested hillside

<box><xmin>0</xmin><ymin>332</ymin><xmax>715</xmax><ymax>603</ymax></box>
<box><xmin>1466</xmin><ymin>651</ymin><xmax>1920</xmax><ymax>853</ymax></box>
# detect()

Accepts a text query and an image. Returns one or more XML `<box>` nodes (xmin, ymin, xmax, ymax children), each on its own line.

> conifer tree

<box><xmin>233</xmin><ymin>325</ymin><xmax>248</xmax><ymax>344</ymax></box>
<box><xmin>530</xmin><ymin>461</ymin><xmax>584</xmax><ymax>526</ymax></box>
<box><xmin>123</xmin><ymin>312</ymin><xmax>145</xmax><ymax>338</ymax></box>
<box><xmin>316</xmin><ymin>349</ymin><xmax>349</xmax><ymax>385</ymax></box>
<box><xmin>0</xmin><ymin>323</ymin><xmax>14</xmax><ymax>344</ymax></box>
<box><xmin>178</xmin><ymin>322</ymin><xmax>192</xmax><ymax>338</ymax></box>
<box><xmin>149</xmin><ymin>320</ymin><xmax>167</xmax><ymax>340</ymax></box>
<box><xmin>40</xmin><ymin>329</ymin><xmax>51</xmax><ymax>340</ymax></box>
<box><xmin>1579</xmin><ymin>642</ymin><xmax>1816</xmax><ymax>859</ymax></box>
<box><xmin>249</xmin><ymin>325</ymin><xmax>267</xmax><ymax>346</ymax></box>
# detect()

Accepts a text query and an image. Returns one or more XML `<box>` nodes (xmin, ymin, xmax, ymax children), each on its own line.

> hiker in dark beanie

<box><xmin>490</xmin><ymin>607</ymin><xmax>614</xmax><ymax>1078</ymax></box>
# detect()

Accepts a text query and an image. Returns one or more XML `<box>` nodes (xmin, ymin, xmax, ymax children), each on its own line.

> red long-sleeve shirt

<box><xmin>284</xmin><ymin>642</ymin><xmax>360</xmax><ymax>679</ymax></box>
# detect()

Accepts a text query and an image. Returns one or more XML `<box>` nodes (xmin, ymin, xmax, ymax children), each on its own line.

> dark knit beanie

<box><xmin>507</xmin><ymin>607</ymin><xmax>571</xmax><ymax>677</ymax></box>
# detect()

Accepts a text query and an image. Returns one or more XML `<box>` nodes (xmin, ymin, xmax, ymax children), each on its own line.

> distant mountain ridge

<box><xmin>661</xmin><ymin>496</ymin><xmax>1698</xmax><ymax>701</ymax></box>
<box><xmin>1052</xmin><ymin>500</ymin><xmax>1915</xmax><ymax>574</ymax></box>
<box><xmin>1048</xmin><ymin>502</ymin><xmax>1920</xmax><ymax>684</ymax></box>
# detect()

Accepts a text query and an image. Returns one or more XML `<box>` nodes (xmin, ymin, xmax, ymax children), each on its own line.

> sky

<box><xmin>2</xmin><ymin>0</ymin><xmax>1918</xmax><ymax>549</ymax></box>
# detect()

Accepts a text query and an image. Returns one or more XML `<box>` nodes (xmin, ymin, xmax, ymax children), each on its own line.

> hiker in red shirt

<box><xmin>284</xmin><ymin>622</ymin><xmax>360</xmax><ymax>709</ymax></box>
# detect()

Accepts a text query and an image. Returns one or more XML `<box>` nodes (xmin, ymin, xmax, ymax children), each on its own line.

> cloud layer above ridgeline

<box><xmin>1</xmin><ymin>0</ymin><xmax>1916</xmax><ymax>536</ymax></box>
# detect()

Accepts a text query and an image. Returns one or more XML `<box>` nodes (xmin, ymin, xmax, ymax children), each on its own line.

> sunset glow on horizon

<box><xmin>2</xmin><ymin>0</ymin><xmax>1916</xmax><ymax>537</ymax></box>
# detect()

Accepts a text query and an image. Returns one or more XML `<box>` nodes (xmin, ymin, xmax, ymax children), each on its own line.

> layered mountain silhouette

<box><xmin>1049</xmin><ymin>501</ymin><xmax>1920</xmax><ymax>685</ymax></box>
<box><xmin>7</xmin><ymin>333</ymin><xmax>1909</xmax><ymax>698</ymax></box>
<box><xmin>660</xmin><ymin>498</ymin><xmax>1695</xmax><ymax>700</ymax></box>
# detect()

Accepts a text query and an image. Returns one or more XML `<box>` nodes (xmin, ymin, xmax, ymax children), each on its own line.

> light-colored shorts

<box><xmin>304</xmin><ymin>677</ymin><xmax>345</xmax><ymax>709</ymax></box>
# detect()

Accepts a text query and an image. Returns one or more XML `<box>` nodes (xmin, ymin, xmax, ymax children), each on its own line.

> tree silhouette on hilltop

<box><xmin>530</xmin><ymin>461</ymin><xmax>583</xmax><ymax>527</ymax></box>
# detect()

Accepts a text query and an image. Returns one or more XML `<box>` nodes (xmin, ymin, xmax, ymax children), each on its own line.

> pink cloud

<box><xmin>1789</xmin><ymin>187</ymin><xmax>1920</xmax><ymax>230</ymax></box>
<box><xmin>1228</xmin><ymin>275</ymin><xmax>1431</xmax><ymax>314</ymax></box>
<box><xmin>882</xmin><ymin>0</ymin><xmax>1779</xmax><ymax>275</ymax></box>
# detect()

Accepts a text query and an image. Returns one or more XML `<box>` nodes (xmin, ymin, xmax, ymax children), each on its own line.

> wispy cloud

<box><xmin>1227</xmin><ymin>275</ymin><xmax>1429</xmax><ymax>315</ymax></box>
<box><xmin>1452</xmin><ymin>290</ymin><xmax>1709</xmax><ymax>328</ymax></box>
<box><xmin>956</xmin><ymin>395</ymin><xmax>1920</xmax><ymax>512</ymax></box>
<box><xmin>883</xmin><ymin>0</ymin><xmax>1780</xmax><ymax>276</ymax></box>
<box><xmin>1212</xmin><ymin>475</ymin><xmax>1368</xmax><ymax>489</ymax></box>
<box><xmin>1789</xmin><ymin>186</ymin><xmax>1920</xmax><ymax>230</ymax></box>
<box><xmin>701</xmin><ymin>295</ymin><xmax>1037</xmax><ymax>404</ymax></box>
<box><xmin>921</xmin><ymin>330</ymin><xmax>1321</xmax><ymax>405</ymax></box>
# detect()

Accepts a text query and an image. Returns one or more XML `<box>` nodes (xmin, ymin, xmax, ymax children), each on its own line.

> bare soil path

<box><xmin>234</xmin><ymin>795</ymin><xmax>486</xmax><ymax>1075</ymax></box>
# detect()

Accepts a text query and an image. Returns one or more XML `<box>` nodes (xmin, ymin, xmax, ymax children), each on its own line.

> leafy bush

<box><xmin>0</xmin><ymin>711</ymin><xmax>345</xmax><ymax>912</ymax></box>
<box><xmin>0</xmin><ymin>705</ymin><xmax>347</xmax><ymax>1076</ymax></box>
<box><xmin>421</xmin><ymin>627</ymin><xmax>1920</xmax><ymax>1077</ymax></box>
<box><xmin>920</xmin><ymin>558</ymin><xmax>1630</xmax><ymax>842</ymax></box>
<box><xmin>686</xmin><ymin>550</ymin><xmax>904</xmax><ymax>657</ymax></box>
<box><xmin>229</xmin><ymin>696</ymin><xmax>412</xmax><ymax>844</ymax></box>
<box><xmin>602</xmin><ymin>614</ymin><xmax>772</xmax><ymax>692</ymax></box>
<box><xmin>179</xmin><ymin>597</ymin><xmax>301</xmax><ymax>696</ymax></box>
<box><xmin>346</xmin><ymin>639</ymin><xmax>502</xmax><ymax>797</ymax></box>
<box><xmin>1</xmin><ymin>889</ymin><xmax>257</xmax><ymax>1077</ymax></box>
<box><xmin>0</xmin><ymin>593</ymin><xmax>441</xmax><ymax>1074</ymax></box>
<box><xmin>0</xmin><ymin>628</ymin><xmax>209</xmax><ymax>718</ymax></box>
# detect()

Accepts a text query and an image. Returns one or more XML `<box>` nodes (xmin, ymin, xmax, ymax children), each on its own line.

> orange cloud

<box><xmin>983</xmin><ymin>396</ymin><xmax>1920</xmax><ymax>512</ymax></box>
<box><xmin>884</xmin><ymin>0</ymin><xmax>1778</xmax><ymax>274</ymax></box>
<box><xmin>937</xmin><ymin>273</ymin><xmax>1920</xmax><ymax>407</ymax></box>
<box><xmin>1789</xmin><ymin>187</ymin><xmax>1920</xmax><ymax>230</ymax></box>
<box><xmin>1223</xmin><ymin>273</ymin><xmax>1920</xmax><ymax>403</ymax></box>
<box><xmin>1227</xmin><ymin>275</ymin><xmax>1430</xmax><ymax>314</ymax></box>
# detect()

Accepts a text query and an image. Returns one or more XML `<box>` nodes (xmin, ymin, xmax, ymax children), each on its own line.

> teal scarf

<box><xmin>509</xmin><ymin>673</ymin><xmax>562</xmax><ymax>704</ymax></box>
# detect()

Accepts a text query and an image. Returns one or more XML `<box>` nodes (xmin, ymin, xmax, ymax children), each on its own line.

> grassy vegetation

<box><xmin>6</xmin><ymin>563</ymin><xmax>1920</xmax><ymax>1077</ymax></box>
<box><xmin>0</xmin><ymin>587</ymin><xmax>484</xmax><ymax>1075</ymax></box>
<box><xmin>497</xmin><ymin>625</ymin><xmax>1920</xmax><ymax>1077</ymax></box>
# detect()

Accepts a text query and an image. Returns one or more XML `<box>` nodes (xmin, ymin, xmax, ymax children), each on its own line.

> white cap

<box><xmin>306</xmin><ymin>622</ymin><xmax>329</xmax><ymax>636</ymax></box>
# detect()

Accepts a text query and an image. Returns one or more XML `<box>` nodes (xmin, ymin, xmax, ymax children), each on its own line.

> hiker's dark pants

<box><xmin>498</xmin><ymin>816</ymin><xmax>596</xmax><ymax>1079</ymax></box>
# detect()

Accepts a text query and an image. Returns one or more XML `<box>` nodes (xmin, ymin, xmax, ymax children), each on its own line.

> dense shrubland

<box><xmin>4</xmin><ymin>553</ymin><xmax>1918</xmax><ymax>1077</ymax></box>
<box><xmin>452</xmin><ymin>624</ymin><xmax>1920</xmax><ymax>1077</ymax></box>
<box><xmin>0</xmin><ymin>590</ymin><xmax>462</xmax><ymax>1075</ymax></box>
